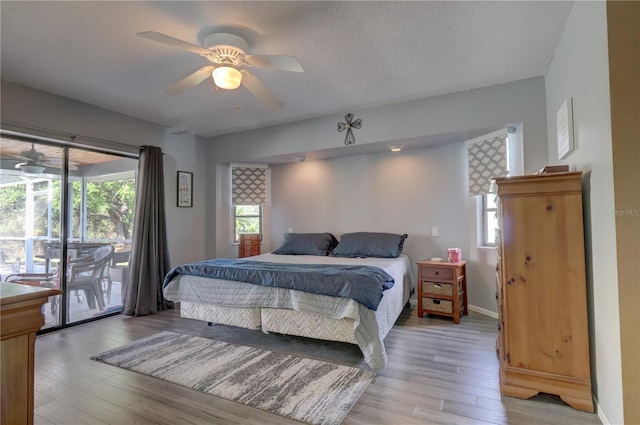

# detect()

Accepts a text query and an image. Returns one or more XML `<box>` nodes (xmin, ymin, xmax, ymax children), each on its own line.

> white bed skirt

<box><xmin>165</xmin><ymin>253</ymin><xmax>414</xmax><ymax>369</ymax></box>
<box><xmin>180</xmin><ymin>302</ymin><xmax>261</xmax><ymax>330</ymax></box>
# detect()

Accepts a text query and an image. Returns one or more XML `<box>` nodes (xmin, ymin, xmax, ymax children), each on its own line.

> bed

<box><xmin>162</xmin><ymin>232</ymin><xmax>414</xmax><ymax>370</ymax></box>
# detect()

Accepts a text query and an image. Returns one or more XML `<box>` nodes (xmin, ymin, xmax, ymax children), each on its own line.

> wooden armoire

<box><xmin>494</xmin><ymin>172</ymin><xmax>593</xmax><ymax>412</ymax></box>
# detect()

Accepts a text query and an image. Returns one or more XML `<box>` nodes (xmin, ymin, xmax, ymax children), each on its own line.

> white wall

<box><xmin>544</xmin><ymin>2</ymin><xmax>622</xmax><ymax>423</ymax></box>
<box><xmin>1</xmin><ymin>81</ymin><xmax>208</xmax><ymax>267</ymax></box>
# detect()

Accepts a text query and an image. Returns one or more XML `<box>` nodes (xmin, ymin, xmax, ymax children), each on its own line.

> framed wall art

<box><xmin>557</xmin><ymin>97</ymin><xmax>575</xmax><ymax>160</ymax></box>
<box><xmin>177</xmin><ymin>171</ymin><xmax>193</xmax><ymax>207</ymax></box>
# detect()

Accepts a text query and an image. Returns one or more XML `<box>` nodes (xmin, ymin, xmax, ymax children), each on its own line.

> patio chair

<box><xmin>105</xmin><ymin>250</ymin><xmax>130</xmax><ymax>304</ymax></box>
<box><xmin>67</xmin><ymin>245</ymin><xmax>114</xmax><ymax>312</ymax></box>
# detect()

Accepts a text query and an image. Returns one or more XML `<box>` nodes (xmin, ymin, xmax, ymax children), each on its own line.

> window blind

<box><xmin>466</xmin><ymin>131</ymin><xmax>508</xmax><ymax>196</ymax></box>
<box><xmin>232</xmin><ymin>165</ymin><xmax>267</xmax><ymax>205</ymax></box>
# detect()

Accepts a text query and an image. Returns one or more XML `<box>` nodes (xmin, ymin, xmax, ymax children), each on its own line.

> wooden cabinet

<box><xmin>238</xmin><ymin>233</ymin><xmax>261</xmax><ymax>258</ymax></box>
<box><xmin>1</xmin><ymin>282</ymin><xmax>61</xmax><ymax>425</ymax></box>
<box><xmin>416</xmin><ymin>260</ymin><xmax>467</xmax><ymax>324</ymax></box>
<box><xmin>494</xmin><ymin>172</ymin><xmax>593</xmax><ymax>412</ymax></box>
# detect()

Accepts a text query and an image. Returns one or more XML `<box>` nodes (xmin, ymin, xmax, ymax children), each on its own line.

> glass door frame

<box><xmin>1</xmin><ymin>130</ymin><xmax>138</xmax><ymax>331</ymax></box>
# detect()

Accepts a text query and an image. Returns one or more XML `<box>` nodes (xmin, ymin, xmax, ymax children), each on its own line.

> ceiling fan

<box><xmin>137</xmin><ymin>31</ymin><xmax>304</xmax><ymax>110</ymax></box>
<box><xmin>6</xmin><ymin>144</ymin><xmax>77</xmax><ymax>174</ymax></box>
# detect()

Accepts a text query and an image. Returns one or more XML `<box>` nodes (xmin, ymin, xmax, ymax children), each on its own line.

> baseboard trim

<box><xmin>468</xmin><ymin>305</ymin><xmax>499</xmax><ymax>319</ymax></box>
<box><xmin>594</xmin><ymin>396</ymin><xmax>612</xmax><ymax>425</ymax></box>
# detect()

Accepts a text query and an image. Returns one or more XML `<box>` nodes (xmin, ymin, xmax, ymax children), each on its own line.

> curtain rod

<box><xmin>1</xmin><ymin>120</ymin><xmax>141</xmax><ymax>157</ymax></box>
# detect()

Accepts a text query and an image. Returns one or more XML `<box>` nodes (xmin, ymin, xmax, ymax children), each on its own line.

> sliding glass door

<box><xmin>0</xmin><ymin>135</ymin><xmax>137</xmax><ymax>329</ymax></box>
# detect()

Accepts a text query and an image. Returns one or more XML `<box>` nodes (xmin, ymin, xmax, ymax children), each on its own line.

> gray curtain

<box><xmin>123</xmin><ymin>146</ymin><xmax>174</xmax><ymax>316</ymax></box>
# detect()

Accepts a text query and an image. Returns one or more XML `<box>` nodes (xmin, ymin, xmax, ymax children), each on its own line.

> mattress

<box><xmin>163</xmin><ymin>253</ymin><xmax>414</xmax><ymax>369</ymax></box>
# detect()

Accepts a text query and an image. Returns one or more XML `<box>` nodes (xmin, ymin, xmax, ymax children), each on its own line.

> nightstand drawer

<box><xmin>423</xmin><ymin>297</ymin><xmax>453</xmax><ymax>314</ymax></box>
<box><xmin>422</xmin><ymin>281</ymin><xmax>453</xmax><ymax>296</ymax></box>
<box><xmin>420</xmin><ymin>266</ymin><xmax>453</xmax><ymax>280</ymax></box>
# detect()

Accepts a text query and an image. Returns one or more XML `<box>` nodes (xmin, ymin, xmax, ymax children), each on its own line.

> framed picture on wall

<box><xmin>177</xmin><ymin>171</ymin><xmax>193</xmax><ymax>207</ymax></box>
<box><xmin>557</xmin><ymin>97</ymin><xmax>575</xmax><ymax>160</ymax></box>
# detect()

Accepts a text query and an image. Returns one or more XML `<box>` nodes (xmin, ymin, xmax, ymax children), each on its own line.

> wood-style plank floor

<box><xmin>33</xmin><ymin>304</ymin><xmax>602</xmax><ymax>425</ymax></box>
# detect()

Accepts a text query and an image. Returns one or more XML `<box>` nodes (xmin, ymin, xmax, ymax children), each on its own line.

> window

<box><xmin>231</xmin><ymin>164</ymin><xmax>268</xmax><ymax>244</ymax></box>
<box><xmin>482</xmin><ymin>194</ymin><xmax>498</xmax><ymax>246</ymax></box>
<box><xmin>234</xmin><ymin>205</ymin><xmax>262</xmax><ymax>243</ymax></box>
<box><xmin>466</xmin><ymin>128</ymin><xmax>511</xmax><ymax>248</ymax></box>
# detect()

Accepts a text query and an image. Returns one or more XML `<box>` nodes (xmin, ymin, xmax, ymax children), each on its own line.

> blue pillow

<box><xmin>332</xmin><ymin>232</ymin><xmax>408</xmax><ymax>258</ymax></box>
<box><xmin>272</xmin><ymin>233</ymin><xmax>339</xmax><ymax>256</ymax></box>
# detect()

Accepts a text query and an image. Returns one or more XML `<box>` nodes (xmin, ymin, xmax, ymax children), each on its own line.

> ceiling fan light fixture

<box><xmin>20</xmin><ymin>164</ymin><xmax>46</xmax><ymax>174</ymax></box>
<box><xmin>212</xmin><ymin>66</ymin><xmax>242</xmax><ymax>90</ymax></box>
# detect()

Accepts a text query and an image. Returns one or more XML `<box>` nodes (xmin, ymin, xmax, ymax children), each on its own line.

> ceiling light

<box><xmin>20</xmin><ymin>164</ymin><xmax>46</xmax><ymax>174</ymax></box>
<box><xmin>389</xmin><ymin>145</ymin><xmax>403</xmax><ymax>152</ymax></box>
<box><xmin>212</xmin><ymin>66</ymin><xmax>242</xmax><ymax>90</ymax></box>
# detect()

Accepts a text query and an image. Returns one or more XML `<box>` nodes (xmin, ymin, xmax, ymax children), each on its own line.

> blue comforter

<box><xmin>163</xmin><ymin>258</ymin><xmax>394</xmax><ymax>310</ymax></box>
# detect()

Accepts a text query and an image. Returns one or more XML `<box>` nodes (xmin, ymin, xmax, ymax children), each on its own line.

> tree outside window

<box><xmin>482</xmin><ymin>194</ymin><xmax>498</xmax><ymax>246</ymax></box>
<box><xmin>234</xmin><ymin>205</ymin><xmax>261</xmax><ymax>243</ymax></box>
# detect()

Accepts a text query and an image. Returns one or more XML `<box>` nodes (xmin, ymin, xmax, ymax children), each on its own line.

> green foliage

<box><xmin>0</xmin><ymin>184</ymin><xmax>26</xmax><ymax>237</ymax></box>
<box><xmin>86</xmin><ymin>179</ymin><xmax>136</xmax><ymax>239</ymax></box>
<box><xmin>234</xmin><ymin>205</ymin><xmax>261</xmax><ymax>239</ymax></box>
<box><xmin>0</xmin><ymin>177</ymin><xmax>136</xmax><ymax>265</ymax></box>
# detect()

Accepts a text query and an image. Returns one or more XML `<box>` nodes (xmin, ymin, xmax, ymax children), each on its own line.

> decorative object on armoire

<box><xmin>494</xmin><ymin>172</ymin><xmax>593</xmax><ymax>412</ymax></box>
<box><xmin>536</xmin><ymin>164</ymin><xmax>570</xmax><ymax>175</ymax></box>
<box><xmin>416</xmin><ymin>260</ymin><xmax>467</xmax><ymax>324</ymax></box>
<box><xmin>337</xmin><ymin>113</ymin><xmax>362</xmax><ymax>145</ymax></box>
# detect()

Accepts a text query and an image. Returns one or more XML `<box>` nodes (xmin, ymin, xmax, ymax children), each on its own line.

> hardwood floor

<box><xmin>33</xmin><ymin>303</ymin><xmax>601</xmax><ymax>425</ymax></box>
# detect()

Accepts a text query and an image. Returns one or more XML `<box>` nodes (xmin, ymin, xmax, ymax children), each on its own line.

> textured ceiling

<box><xmin>0</xmin><ymin>1</ymin><xmax>574</xmax><ymax>138</ymax></box>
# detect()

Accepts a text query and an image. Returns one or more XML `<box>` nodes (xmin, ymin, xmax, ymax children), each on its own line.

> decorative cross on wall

<box><xmin>337</xmin><ymin>113</ymin><xmax>362</xmax><ymax>145</ymax></box>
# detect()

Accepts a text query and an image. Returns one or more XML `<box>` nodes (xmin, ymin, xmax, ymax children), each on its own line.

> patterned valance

<box><xmin>232</xmin><ymin>166</ymin><xmax>268</xmax><ymax>205</ymax></box>
<box><xmin>466</xmin><ymin>132</ymin><xmax>508</xmax><ymax>196</ymax></box>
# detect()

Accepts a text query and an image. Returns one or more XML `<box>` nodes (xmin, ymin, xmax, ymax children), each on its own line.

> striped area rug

<box><xmin>91</xmin><ymin>331</ymin><xmax>375</xmax><ymax>425</ymax></box>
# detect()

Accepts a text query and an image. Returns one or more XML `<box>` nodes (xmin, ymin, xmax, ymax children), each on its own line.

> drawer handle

<box><xmin>434</xmin><ymin>271</ymin><xmax>439</xmax><ymax>275</ymax></box>
<box><xmin>433</xmin><ymin>299</ymin><xmax>441</xmax><ymax>304</ymax></box>
<box><xmin>434</xmin><ymin>283</ymin><xmax>442</xmax><ymax>288</ymax></box>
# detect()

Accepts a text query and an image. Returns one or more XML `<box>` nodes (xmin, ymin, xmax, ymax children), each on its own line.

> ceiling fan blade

<box><xmin>137</xmin><ymin>31</ymin><xmax>211</xmax><ymax>56</ymax></box>
<box><xmin>164</xmin><ymin>66</ymin><xmax>215</xmax><ymax>95</ymax></box>
<box><xmin>41</xmin><ymin>161</ymin><xmax>78</xmax><ymax>171</ymax></box>
<box><xmin>7</xmin><ymin>153</ymin><xmax>32</xmax><ymax>161</ymax></box>
<box><xmin>240</xmin><ymin>71</ymin><xmax>284</xmax><ymax>110</ymax></box>
<box><xmin>243</xmin><ymin>55</ymin><xmax>304</xmax><ymax>73</ymax></box>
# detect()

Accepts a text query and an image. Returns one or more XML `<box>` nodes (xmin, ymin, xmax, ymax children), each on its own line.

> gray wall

<box><xmin>208</xmin><ymin>77</ymin><xmax>549</xmax><ymax>313</ymax></box>
<box><xmin>544</xmin><ymin>2</ymin><xmax>622</xmax><ymax>423</ymax></box>
<box><xmin>1</xmin><ymin>81</ymin><xmax>208</xmax><ymax>268</ymax></box>
<box><xmin>270</xmin><ymin>142</ymin><xmax>470</xmax><ymax>287</ymax></box>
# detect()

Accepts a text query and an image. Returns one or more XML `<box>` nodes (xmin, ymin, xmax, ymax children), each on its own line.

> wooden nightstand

<box><xmin>238</xmin><ymin>233</ymin><xmax>261</xmax><ymax>258</ymax></box>
<box><xmin>416</xmin><ymin>260</ymin><xmax>467</xmax><ymax>324</ymax></box>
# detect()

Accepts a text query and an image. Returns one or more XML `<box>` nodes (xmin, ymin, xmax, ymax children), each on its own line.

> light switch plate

<box><xmin>431</xmin><ymin>227</ymin><xmax>439</xmax><ymax>237</ymax></box>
